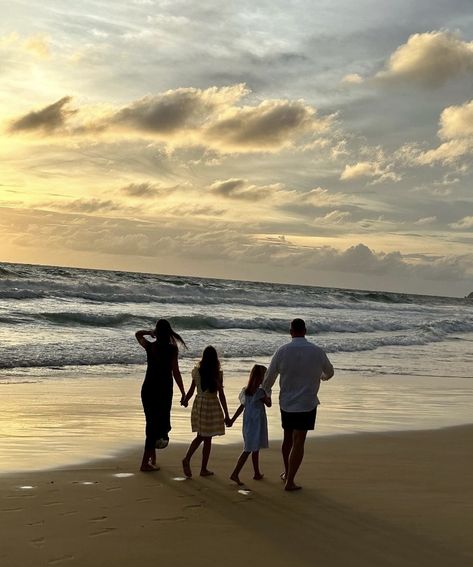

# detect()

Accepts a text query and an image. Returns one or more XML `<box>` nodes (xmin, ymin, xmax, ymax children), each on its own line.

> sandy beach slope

<box><xmin>1</xmin><ymin>425</ymin><xmax>471</xmax><ymax>567</ymax></box>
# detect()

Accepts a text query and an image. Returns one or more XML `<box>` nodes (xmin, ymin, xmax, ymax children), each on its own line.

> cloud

<box><xmin>375</xmin><ymin>31</ymin><xmax>473</xmax><ymax>87</ymax></box>
<box><xmin>415</xmin><ymin>99</ymin><xmax>473</xmax><ymax>165</ymax></box>
<box><xmin>24</xmin><ymin>35</ymin><xmax>50</xmax><ymax>59</ymax></box>
<box><xmin>53</xmin><ymin>198</ymin><xmax>127</xmax><ymax>214</ymax></box>
<box><xmin>313</xmin><ymin>210</ymin><xmax>351</xmax><ymax>225</ymax></box>
<box><xmin>8</xmin><ymin>97</ymin><xmax>77</xmax><ymax>134</ymax></box>
<box><xmin>120</xmin><ymin>182</ymin><xmax>173</xmax><ymax>199</ymax></box>
<box><xmin>341</xmin><ymin>73</ymin><xmax>363</xmax><ymax>85</ymax></box>
<box><xmin>204</xmin><ymin>99</ymin><xmax>330</xmax><ymax>151</ymax></box>
<box><xmin>112</xmin><ymin>85</ymin><xmax>245</xmax><ymax>134</ymax></box>
<box><xmin>414</xmin><ymin>216</ymin><xmax>437</xmax><ymax>225</ymax></box>
<box><xmin>340</xmin><ymin>160</ymin><xmax>399</xmax><ymax>183</ymax></box>
<box><xmin>0</xmin><ymin>32</ymin><xmax>51</xmax><ymax>59</ymax></box>
<box><xmin>211</xmin><ymin>178</ymin><xmax>246</xmax><ymax>197</ymax></box>
<box><xmin>450</xmin><ymin>216</ymin><xmax>473</xmax><ymax>230</ymax></box>
<box><xmin>6</xmin><ymin>85</ymin><xmax>333</xmax><ymax>154</ymax></box>
<box><xmin>438</xmin><ymin>100</ymin><xmax>473</xmax><ymax>140</ymax></box>
<box><xmin>211</xmin><ymin>178</ymin><xmax>287</xmax><ymax>201</ymax></box>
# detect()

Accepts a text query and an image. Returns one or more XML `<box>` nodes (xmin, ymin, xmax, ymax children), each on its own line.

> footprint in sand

<box><xmin>48</xmin><ymin>555</ymin><xmax>74</xmax><ymax>565</ymax></box>
<box><xmin>90</xmin><ymin>515</ymin><xmax>108</xmax><ymax>522</ymax></box>
<box><xmin>183</xmin><ymin>504</ymin><xmax>203</xmax><ymax>510</ymax></box>
<box><xmin>31</xmin><ymin>536</ymin><xmax>45</xmax><ymax>548</ymax></box>
<box><xmin>90</xmin><ymin>527</ymin><xmax>116</xmax><ymax>537</ymax></box>
<box><xmin>152</xmin><ymin>516</ymin><xmax>187</xmax><ymax>523</ymax></box>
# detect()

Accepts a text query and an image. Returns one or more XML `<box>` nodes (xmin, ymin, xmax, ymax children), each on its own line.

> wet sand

<box><xmin>1</xmin><ymin>425</ymin><xmax>472</xmax><ymax>567</ymax></box>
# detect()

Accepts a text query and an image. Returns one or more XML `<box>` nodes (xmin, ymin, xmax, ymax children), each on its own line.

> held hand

<box><xmin>224</xmin><ymin>417</ymin><xmax>232</xmax><ymax>427</ymax></box>
<box><xmin>180</xmin><ymin>395</ymin><xmax>188</xmax><ymax>407</ymax></box>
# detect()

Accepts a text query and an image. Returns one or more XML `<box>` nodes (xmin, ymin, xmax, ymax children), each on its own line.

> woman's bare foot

<box><xmin>284</xmin><ymin>482</ymin><xmax>302</xmax><ymax>491</ymax></box>
<box><xmin>230</xmin><ymin>473</ymin><xmax>244</xmax><ymax>486</ymax></box>
<box><xmin>253</xmin><ymin>473</ymin><xmax>264</xmax><ymax>480</ymax></box>
<box><xmin>200</xmin><ymin>469</ymin><xmax>214</xmax><ymax>477</ymax></box>
<box><xmin>182</xmin><ymin>459</ymin><xmax>192</xmax><ymax>478</ymax></box>
<box><xmin>140</xmin><ymin>463</ymin><xmax>159</xmax><ymax>472</ymax></box>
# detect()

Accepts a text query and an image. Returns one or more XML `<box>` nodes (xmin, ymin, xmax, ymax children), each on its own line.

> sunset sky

<box><xmin>1</xmin><ymin>0</ymin><xmax>473</xmax><ymax>296</ymax></box>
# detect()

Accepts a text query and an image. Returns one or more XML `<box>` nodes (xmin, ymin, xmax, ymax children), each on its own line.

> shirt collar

<box><xmin>291</xmin><ymin>336</ymin><xmax>307</xmax><ymax>342</ymax></box>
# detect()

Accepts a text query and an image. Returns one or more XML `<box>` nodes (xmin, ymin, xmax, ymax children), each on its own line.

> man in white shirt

<box><xmin>262</xmin><ymin>318</ymin><xmax>334</xmax><ymax>491</ymax></box>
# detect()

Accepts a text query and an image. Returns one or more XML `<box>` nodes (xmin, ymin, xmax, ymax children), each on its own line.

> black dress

<box><xmin>141</xmin><ymin>341</ymin><xmax>177</xmax><ymax>450</ymax></box>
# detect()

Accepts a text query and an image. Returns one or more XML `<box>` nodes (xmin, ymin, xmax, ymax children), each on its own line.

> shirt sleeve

<box><xmin>321</xmin><ymin>352</ymin><xmax>334</xmax><ymax>378</ymax></box>
<box><xmin>262</xmin><ymin>348</ymin><xmax>281</xmax><ymax>396</ymax></box>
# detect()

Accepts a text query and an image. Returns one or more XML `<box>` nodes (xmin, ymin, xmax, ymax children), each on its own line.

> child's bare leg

<box><xmin>230</xmin><ymin>451</ymin><xmax>250</xmax><ymax>485</ymax></box>
<box><xmin>252</xmin><ymin>451</ymin><xmax>263</xmax><ymax>480</ymax></box>
<box><xmin>151</xmin><ymin>448</ymin><xmax>156</xmax><ymax>465</ymax></box>
<box><xmin>182</xmin><ymin>435</ymin><xmax>203</xmax><ymax>478</ymax></box>
<box><xmin>200</xmin><ymin>437</ymin><xmax>214</xmax><ymax>476</ymax></box>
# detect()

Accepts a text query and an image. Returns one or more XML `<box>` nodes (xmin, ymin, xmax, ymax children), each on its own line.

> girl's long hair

<box><xmin>245</xmin><ymin>364</ymin><xmax>267</xmax><ymax>396</ymax></box>
<box><xmin>198</xmin><ymin>346</ymin><xmax>220</xmax><ymax>393</ymax></box>
<box><xmin>154</xmin><ymin>319</ymin><xmax>187</xmax><ymax>350</ymax></box>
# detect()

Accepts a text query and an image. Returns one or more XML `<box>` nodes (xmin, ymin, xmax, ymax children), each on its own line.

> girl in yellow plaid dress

<box><xmin>182</xmin><ymin>346</ymin><xmax>230</xmax><ymax>477</ymax></box>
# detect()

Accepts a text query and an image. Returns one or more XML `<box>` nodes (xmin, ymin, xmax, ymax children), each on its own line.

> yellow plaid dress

<box><xmin>190</xmin><ymin>367</ymin><xmax>225</xmax><ymax>437</ymax></box>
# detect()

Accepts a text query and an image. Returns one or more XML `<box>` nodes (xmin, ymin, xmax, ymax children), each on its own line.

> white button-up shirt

<box><xmin>262</xmin><ymin>337</ymin><xmax>333</xmax><ymax>412</ymax></box>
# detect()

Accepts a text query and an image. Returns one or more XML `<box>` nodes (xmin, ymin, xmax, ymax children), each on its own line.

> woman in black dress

<box><xmin>135</xmin><ymin>319</ymin><xmax>187</xmax><ymax>471</ymax></box>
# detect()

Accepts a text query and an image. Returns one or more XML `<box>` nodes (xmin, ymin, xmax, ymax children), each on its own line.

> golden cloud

<box><xmin>416</xmin><ymin>99</ymin><xmax>473</xmax><ymax>164</ymax></box>
<box><xmin>375</xmin><ymin>31</ymin><xmax>473</xmax><ymax>87</ymax></box>
<box><xmin>439</xmin><ymin>99</ymin><xmax>473</xmax><ymax>140</ymax></box>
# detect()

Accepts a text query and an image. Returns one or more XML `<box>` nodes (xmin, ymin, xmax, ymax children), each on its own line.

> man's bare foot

<box><xmin>284</xmin><ymin>483</ymin><xmax>302</xmax><ymax>491</ymax></box>
<box><xmin>140</xmin><ymin>463</ymin><xmax>159</xmax><ymax>472</ymax></box>
<box><xmin>253</xmin><ymin>473</ymin><xmax>264</xmax><ymax>480</ymax></box>
<box><xmin>200</xmin><ymin>469</ymin><xmax>214</xmax><ymax>477</ymax></box>
<box><xmin>182</xmin><ymin>459</ymin><xmax>192</xmax><ymax>478</ymax></box>
<box><xmin>230</xmin><ymin>473</ymin><xmax>244</xmax><ymax>486</ymax></box>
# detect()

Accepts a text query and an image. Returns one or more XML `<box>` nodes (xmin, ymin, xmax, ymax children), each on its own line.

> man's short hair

<box><xmin>290</xmin><ymin>318</ymin><xmax>306</xmax><ymax>333</ymax></box>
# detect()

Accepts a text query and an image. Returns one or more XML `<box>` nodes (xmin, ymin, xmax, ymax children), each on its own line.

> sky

<box><xmin>1</xmin><ymin>0</ymin><xmax>473</xmax><ymax>296</ymax></box>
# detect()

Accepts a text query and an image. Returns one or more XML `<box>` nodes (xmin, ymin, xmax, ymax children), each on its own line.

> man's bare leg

<box><xmin>281</xmin><ymin>428</ymin><xmax>293</xmax><ymax>481</ymax></box>
<box><xmin>285</xmin><ymin>430</ymin><xmax>307</xmax><ymax>491</ymax></box>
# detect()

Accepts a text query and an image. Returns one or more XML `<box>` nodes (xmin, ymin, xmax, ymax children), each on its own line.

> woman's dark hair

<box><xmin>154</xmin><ymin>319</ymin><xmax>187</xmax><ymax>350</ymax></box>
<box><xmin>198</xmin><ymin>346</ymin><xmax>220</xmax><ymax>393</ymax></box>
<box><xmin>245</xmin><ymin>364</ymin><xmax>267</xmax><ymax>396</ymax></box>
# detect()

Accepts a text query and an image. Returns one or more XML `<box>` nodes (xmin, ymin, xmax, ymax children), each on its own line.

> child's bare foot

<box><xmin>200</xmin><ymin>469</ymin><xmax>214</xmax><ymax>477</ymax></box>
<box><xmin>140</xmin><ymin>463</ymin><xmax>159</xmax><ymax>472</ymax></box>
<box><xmin>182</xmin><ymin>459</ymin><xmax>192</xmax><ymax>478</ymax></box>
<box><xmin>253</xmin><ymin>473</ymin><xmax>264</xmax><ymax>480</ymax></box>
<box><xmin>280</xmin><ymin>472</ymin><xmax>287</xmax><ymax>482</ymax></box>
<box><xmin>230</xmin><ymin>473</ymin><xmax>244</xmax><ymax>486</ymax></box>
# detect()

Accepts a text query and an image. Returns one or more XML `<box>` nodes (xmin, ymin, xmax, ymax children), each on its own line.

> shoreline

<box><xmin>1</xmin><ymin>425</ymin><xmax>472</xmax><ymax>566</ymax></box>
<box><xmin>2</xmin><ymin>368</ymin><xmax>472</xmax><ymax>475</ymax></box>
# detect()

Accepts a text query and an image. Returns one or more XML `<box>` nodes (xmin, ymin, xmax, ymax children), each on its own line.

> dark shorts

<box><xmin>281</xmin><ymin>407</ymin><xmax>317</xmax><ymax>431</ymax></box>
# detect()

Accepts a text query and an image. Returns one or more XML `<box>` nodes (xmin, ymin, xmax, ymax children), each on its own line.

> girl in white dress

<box><xmin>229</xmin><ymin>364</ymin><xmax>271</xmax><ymax>486</ymax></box>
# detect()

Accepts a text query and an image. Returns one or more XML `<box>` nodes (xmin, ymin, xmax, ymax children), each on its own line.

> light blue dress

<box><xmin>239</xmin><ymin>387</ymin><xmax>269</xmax><ymax>452</ymax></box>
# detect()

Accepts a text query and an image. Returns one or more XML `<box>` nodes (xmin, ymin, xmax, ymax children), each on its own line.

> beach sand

<box><xmin>1</xmin><ymin>425</ymin><xmax>472</xmax><ymax>567</ymax></box>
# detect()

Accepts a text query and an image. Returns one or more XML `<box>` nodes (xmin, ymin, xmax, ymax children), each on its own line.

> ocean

<box><xmin>1</xmin><ymin>261</ymin><xmax>472</xmax><ymax>472</ymax></box>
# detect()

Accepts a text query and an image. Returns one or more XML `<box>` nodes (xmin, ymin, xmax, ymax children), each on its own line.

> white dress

<box><xmin>239</xmin><ymin>387</ymin><xmax>269</xmax><ymax>452</ymax></box>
